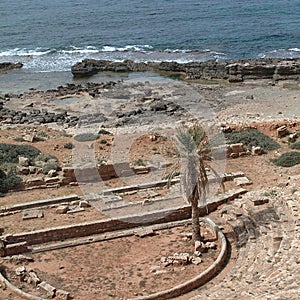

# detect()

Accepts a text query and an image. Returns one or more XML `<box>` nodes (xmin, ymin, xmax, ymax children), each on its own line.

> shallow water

<box><xmin>0</xmin><ymin>70</ymin><xmax>175</xmax><ymax>94</ymax></box>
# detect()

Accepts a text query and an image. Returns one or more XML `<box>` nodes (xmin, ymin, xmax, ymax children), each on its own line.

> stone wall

<box><xmin>22</xmin><ymin>162</ymin><xmax>146</xmax><ymax>191</ymax></box>
<box><xmin>1</xmin><ymin>189</ymin><xmax>246</xmax><ymax>252</ymax></box>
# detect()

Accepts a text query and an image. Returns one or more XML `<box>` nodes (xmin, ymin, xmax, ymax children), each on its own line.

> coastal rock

<box><xmin>0</xmin><ymin>62</ymin><xmax>23</xmax><ymax>72</ymax></box>
<box><xmin>71</xmin><ymin>58</ymin><xmax>300</xmax><ymax>82</ymax></box>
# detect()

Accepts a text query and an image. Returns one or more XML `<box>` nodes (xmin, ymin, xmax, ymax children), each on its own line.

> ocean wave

<box><xmin>0</xmin><ymin>47</ymin><xmax>54</xmax><ymax>57</ymax></box>
<box><xmin>259</xmin><ymin>48</ymin><xmax>300</xmax><ymax>59</ymax></box>
<box><xmin>60</xmin><ymin>46</ymin><xmax>99</xmax><ymax>54</ymax></box>
<box><xmin>101</xmin><ymin>45</ymin><xmax>153</xmax><ymax>52</ymax></box>
<box><xmin>2</xmin><ymin>44</ymin><xmax>299</xmax><ymax>73</ymax></box>
<box><xmin>0</xmin><ymin>45</ymin><xmax>228</xmax><ymax>72</ymax></box>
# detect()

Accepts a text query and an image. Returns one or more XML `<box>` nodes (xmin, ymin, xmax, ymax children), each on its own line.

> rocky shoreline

<box><xmin>0</xmin><ymin>58</ymin><xmax>300</xmax><ymax>131</ymax></box>
<box><xmin>71</xmin><ymin>58</ymin><xmax>300</xmax><ymax>82</ymax></box>
<box><xmin>0</xmin><ymin>62</ymin><xmax>23</xmax><ymax>72</ymax></box>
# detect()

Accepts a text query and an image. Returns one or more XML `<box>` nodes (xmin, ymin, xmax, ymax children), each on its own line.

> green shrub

<box><xmin>0</xmin><ymin>143</ymin><xmax>40</xmax><ymax>164</ymax></box>
<box><xmin>42</xmin><ymin>163</ymin><xmax>60</xmax><ymax>174</ymax></box>
<box><xmin>134</xmin><ymin>159</ymin><xmax>145</xmax><ymax>166</ymax></box>
<box><xmin>290</xmin><ymin>142</ymin><xmax>300</xmax><ymax>150</ymax></box>
<box><xmin>0</xmin><ymin>169</ymin><xmax>22</xmax><ymax>193</ymax></box>
<box><xmin>34</xmin><ymin>153</ymin><xmax>58</xmax><ymax>163</ymax></box>
<box><xmin>100</xmin><ymin>139</ymin><xmax>108</xmax><ymax>145</ymax></box>
<box><xmin>98</xmin><ymin>129</ymin><xmax>113</xmax><ymax>135</ymax></box>
<box><xmin>64</xmin><ymin>143</ymin><xmax>74</xmax><ymax>149</ymax></box>
<box><xmin>210</xmin><ymin>129</ymin><xmax>280</xmax><ymax>151</ymax></box>
<box><xmin>272</xmin><ymin>152</ymin><xmax>300</xmax><ymax>167</ymax></box>
<box><xmin>74</xmin><ymin>133</ymin><xmax>99</xmax><ymax>142</ymax></box>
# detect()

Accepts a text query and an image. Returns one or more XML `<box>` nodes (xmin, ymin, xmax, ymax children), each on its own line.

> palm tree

<box><xmin>175</xmin><ymin>125</ymin><xmax>221</xmax><ymax>242</ymax></box>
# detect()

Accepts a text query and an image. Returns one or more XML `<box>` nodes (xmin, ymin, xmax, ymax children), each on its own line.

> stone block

<box><xmin>66</xmin><ymin>207</ymin><xmax>85</xmax><ymax>214</ymax></box>
<box><xmin>230</xmin><ymin>143</ymin><xmax>244</xmax><ymax>154</ymax></box>
<box><xmin>277</xmin><ymin>125</ymin><xmax>288</xmax><ymax>138</ymax></box>
<box><xmin>48</xmin><ymin>169</ymin><xmax>58</xmax><ymax>177</ymax></box>
<box><xmin>251</xmin><ymin>197</ymin><xmax>269</xmax><ymax>206</ymax></box>
<box><xmin>23</xmin><ymin>134</ymin><xmax>35</xmax><ymax>143</ymax></box>
<box><xmin>252</xmin><ymin>146</ymin><xmax>263</xmax><ymax>155</ymax></box>
<box><xmin>38</xmin><ymin>281</ymin><xmax>56</xmax><ymax>298</ymax></box>
<box><xmin>22</xmin><ymin>209</ymin><xmax>44</xmax><ymax>220</ymax></box>
<box><xmin>134</xmin><ymin>227</ymin><xmax>155</xmax><ymax>238</ymax></box>
<box><xmin>194</xmin><ymin>241</ymin><xmax>206</xmax><ymax>253</ymax></box>
<box><xmin>28</xmin><ymin>271</ymin><xmax>41</xmax><ymax>286</ymax></box>
<box><xmin>26</xmin><ymin>177</ymin><xmax>45</xmax><ymax>187</ymax></box>
<box><xmin>18</xmin><ymin>156</ymin><xmax>29</xmax><ymax>167</ymax></box>
<box><xmin>45</xmin><ymin>177</ymin><xmax>61</xmax><ymax>184</ymax></box>
<box><xmin>56</xmin><ymin>289</ymin><xmax>71</xmax><ymax>300</ymax></box>
<box><xmin>79</xmin><ymin>200</ymin><xmax>91</xmax><ymax>208</ymax></box>
<box><xmin>230</xmin><ymin>153</ymin><xmax>239</xmax><ymax>159</ymax></box>
<box><xmin>55</xmin><ymin>205</ymin><xmax>69</xmax><ymax>214</ymax></box>
<box><xmin>59</xmin><ymin>176</ymin><xmax>73</xmax><ymax>185</ymax></box>
<box><xmin>234</xmin><ymin>177</ymin><xmax>253</xmax><ymax>187</ymax></box>
<box><xmin>17</xmin><ymin>166</ymin><xmax>30</xmax><ymax>175</ymax></box>
<box><xmin>15</xmin><ymin>266</ymin><xmax>26</xmax><ymax>276</ymax></box>
<box><xmin>191</xmin><ymin>257</ymin><xmax>202</xmax><ymax>265</ymax></box>
<box><xmin>133</xmin><ymin>166</ymin><xmax>150</xmax><ymax>174</ymax></box>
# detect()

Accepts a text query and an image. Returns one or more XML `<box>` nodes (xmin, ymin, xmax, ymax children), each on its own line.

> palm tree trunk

<box><xmin>191</xmin><ymin>202</ymin><xmax>201</xmax><ymax>242</ymax></box>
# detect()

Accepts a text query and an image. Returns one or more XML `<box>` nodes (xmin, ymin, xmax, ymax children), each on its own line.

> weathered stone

<box><xmin>48</xmin><ymin>169</ymin><xmax>58</xmax><ymax>177</ymax></box>
<box><xmin>277</xmin><ymin>125</ymin><xmax>288</xmax><ymax>138</ymax></box>
<box><xmin>79</xmin><ymin>200</ymin><xmax>91</xmax><ymax>208</ymax></box>
<box><xmin>251</xmin><ymin>197</ymin><xmax>269</xmax><ymax>206</ymax></box>
<box><xmin>234</xmin><ymin>177</ymin><xmax>253</xmax><ymax>187</ymax></box>
<box><xmin>205</xmin><ymin>241</ymin><xmax>217</xmax><ymax>249</ymax></box>
<box><xmin>26</xmin><ymin>177</ymin><xmax>44</xmax><ymax>187</ymax></box>
<box><xmin>66</xmin><ymin>207</ymin><xmax>85</xmax><ymax>214</ymax></box>
<box><xmin>134</xmin><ymin>227</ymin><xmax>155</xmax><ymax>238</ymax></box>
<box><xmin>230</xmin><ymin>143</ymin><xmax>244</xmax><ymax>154</ymax></box>
<box><xmin>133</xmin><ymin>166</ymin><xmax>150</xmax><ymax>174</ymax></box>
<box><xmin>15</xmin><ymin>266</ymin><xmax>26</xmax><ymax>276</ymax></box>
<box><xmin>56</xmin><ymin>289</ymin><xmax>70</xmax><ymax>300</ymax></box>
<box><xmin>38</xmin><ymin>281</ymin><xmax>56</xmax><ymax>298</ymax></box>
<box><xmin>23</xmin><ymin>134</ymin><xmax>35</xmax><ymax>143</ymax></box>
<box><xmin>172</xmin><ymin>253</ymin><xmax>190</xmax><ymax>265</ymax></box>
<box><xmin>252</xmin><ymin>146</ymin><xmax>263</xmax><ymax>155</ymax></box>
<box><xmin>230</xmin><ymin>153</ymin><xmax>239</xmax><ymax>159</ymax></box>
<box><xmin>191</xmin><ymin>257</ymin><xmax>202</xmax><ymax>265</ymax></box>
<box><xmin>28</xmin><ymin>166</ymin><xmax>38</xmax><ymax>174</ymax></box>
<box><xmin>55</xmin><ymin>205</ymin><xmax>69</xmax><ymax>214</ymax></box>
<box><xmin>0</xmin><ymin>62</ymin><xmax>23</xmax><ymax>72</ymax></box>
<box><xmin>28</xmin><ymin>271</ymin><xmax>41</xmax><ymax>286</ymax></box>
<box><xmin>18</xmin><ymin>156</ymin><xmax>29</xmax><ymax>167</ymax></box>
<box><xmin>0</xmin><ymin>240</ymin><xmax>5</xmax><ymax>257</ymax></box>
<box><xmin>194</xmin><ymin>241</ymin><xmax>206</xmax><ymax>253</ymax></box>
<box><xmin>72</xmin><ymin>58</ymin><xmax>300</xmax><ymax>82</ymax></box>
<box><xmin>17</xmin><ymin>166</ymin><xmax>30</xmax><ymax>175</ymax></box>
<box><xmin>22</xmin><ymin>209</ymin><xmax>44</xmax><ymax>220</ymax></box>
<box><xmin>45</xmin><ymin>177</ymin><xmax>60</xmax><ymax>184</ymax></box>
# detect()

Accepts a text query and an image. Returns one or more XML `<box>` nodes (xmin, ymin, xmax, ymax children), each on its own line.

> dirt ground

<box><xmin>1</xmin><ymin>79</ymin><xmax>300</xmax><ymax>299</ymax></box>
<box><xmin>1</xmin><ymin>224</ymin><xmax>220</xmax><ymax>300</ymax></box>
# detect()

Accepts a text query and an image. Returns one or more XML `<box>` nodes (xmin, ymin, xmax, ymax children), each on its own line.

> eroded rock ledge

<box><xmin>0</xmin><ymin>62</ymin><xmax>23</xmax><ymax>72</ymax></box>
<box><xmin>71</xmin><ymin>58</ymin><xmax>300</xmax><ymax>82</ymax></box>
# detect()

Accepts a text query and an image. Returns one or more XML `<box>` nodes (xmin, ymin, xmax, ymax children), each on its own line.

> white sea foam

<box><xmin>60</xmin><ymin>46</ymin><xmax>99</xmax><ymax>54</ymax></box>
<box><xmin>3</xmin><ymin>44</ymin><xmax>298</xmax><ymax>74</ymax></box>
<box><xmin>101</xmin><ymin>45</ymin><xmax>153</xmax><ymax>52</ymax></box>
<box><xmin>0</xmin><ymin>48</ymin><xmax>54</xmax><ymax>57</ymax></box>
<box><xmin>259</xmin><ymin>48</ymin><xmax>300</xmax><ymax>59</ymax></box>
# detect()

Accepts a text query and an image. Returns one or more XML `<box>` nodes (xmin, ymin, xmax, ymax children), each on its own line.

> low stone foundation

<box><xmin>1</xmin><ymin>189</ymin><xmax>246</xmax><ymax>255</ymax></box>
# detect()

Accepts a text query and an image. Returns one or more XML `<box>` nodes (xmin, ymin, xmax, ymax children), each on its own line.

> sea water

<box><xmin>0</xmin><ymin>0</ymin><xmax>299</xmax><ymax>91</ymax></box>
